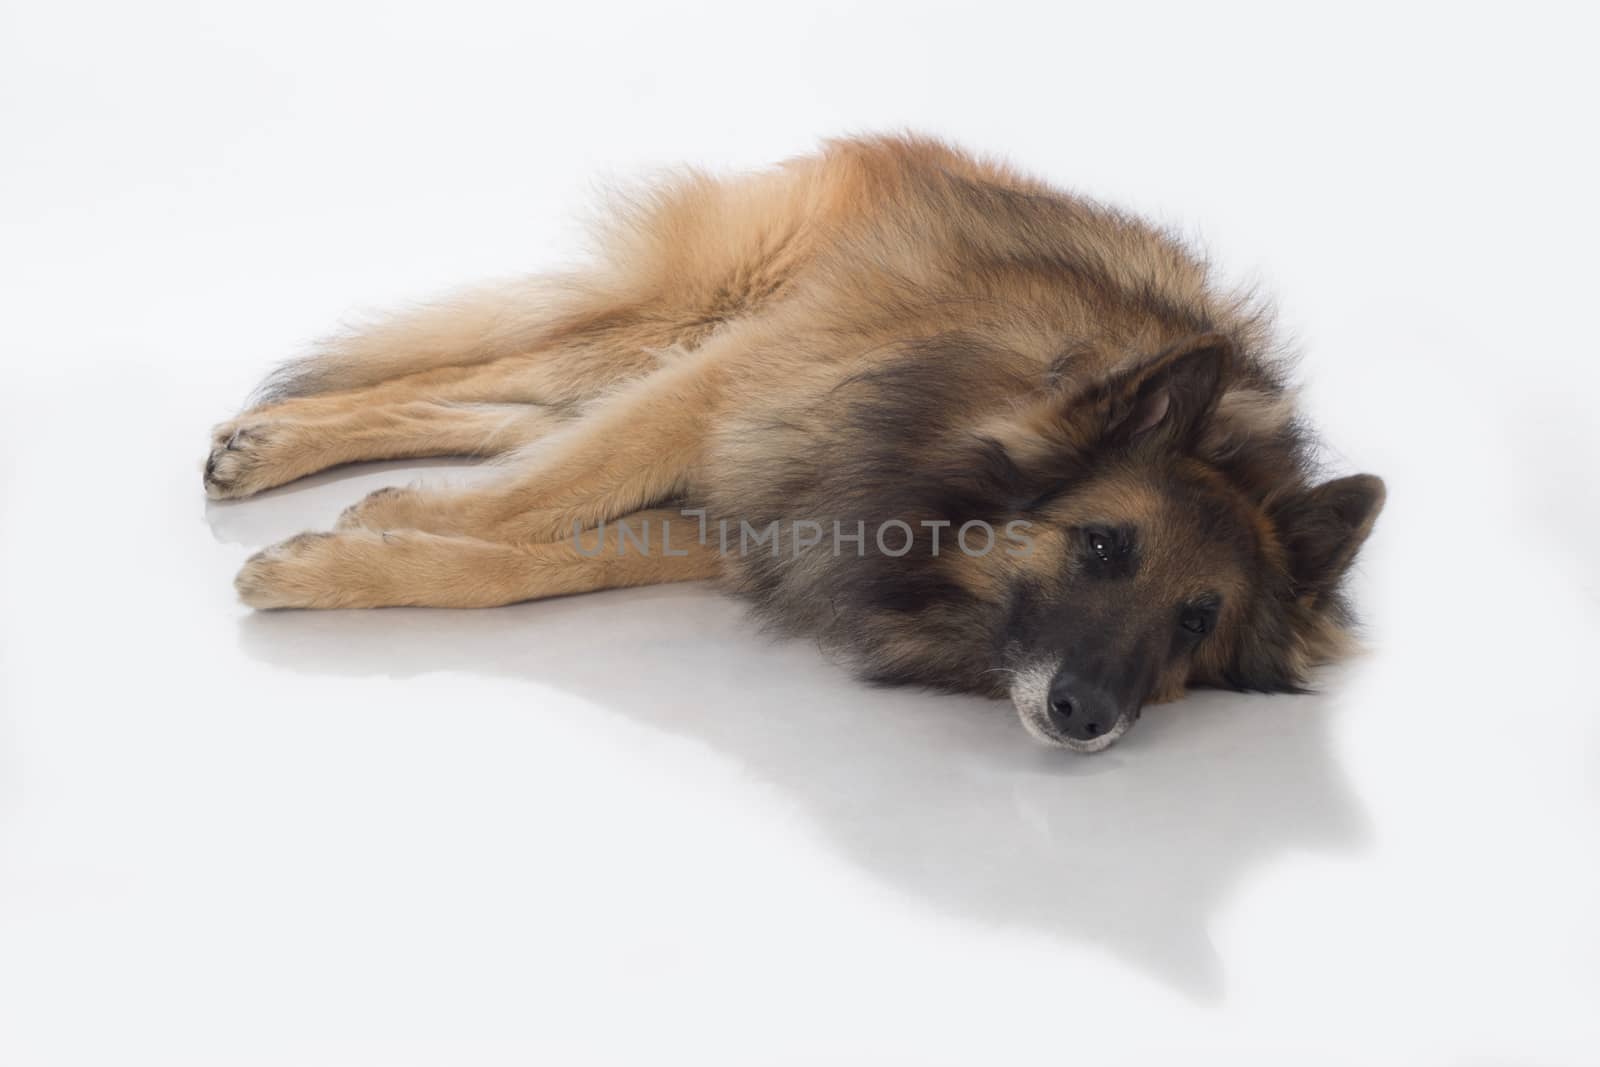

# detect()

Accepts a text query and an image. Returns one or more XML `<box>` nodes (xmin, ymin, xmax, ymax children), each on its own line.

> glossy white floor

<box><xmin>3</xmin><ymin>3</ymin><xmax>1596</xmax><ymax>1064</ymax></box>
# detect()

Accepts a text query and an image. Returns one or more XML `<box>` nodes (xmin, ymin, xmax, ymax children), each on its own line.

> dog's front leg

<box><xmin>236</xmin><ymin>509</ymin><xmax>721</xmax><ymax>610</ymax></box>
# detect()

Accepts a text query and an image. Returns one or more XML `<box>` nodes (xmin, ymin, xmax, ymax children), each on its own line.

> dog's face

<box><xmin>1001</xmin><ymin>465</ymin><xmax>1261</xmax><ymax>751</ymax></box>
<box><xmin>969</xmin><ymin>335</ymin><xmax>1386</xmax><ymax>752</ymax></box>
<box><xmin>732</xmin><ymin>330</ymin><xmax>1384</xmax><ymax>754</ymax></box>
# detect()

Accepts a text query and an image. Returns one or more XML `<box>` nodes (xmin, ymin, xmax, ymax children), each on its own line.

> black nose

<box><xmin>1046</xmin><ymin>672</ymin><xmax>1121</xmax><ymax>742</ymax></box>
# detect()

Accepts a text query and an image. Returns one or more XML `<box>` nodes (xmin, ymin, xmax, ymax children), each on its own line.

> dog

<box><xmin>206</xmin><ymin>135</ymin><xmax>1385</xmax><ymax>753</ymax></box>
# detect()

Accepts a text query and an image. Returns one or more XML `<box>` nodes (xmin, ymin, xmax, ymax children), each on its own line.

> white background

<box><xmin>2</xmin><ymin>2</ymin><xmax>1597</xmax><ymax>1064</ymax></box>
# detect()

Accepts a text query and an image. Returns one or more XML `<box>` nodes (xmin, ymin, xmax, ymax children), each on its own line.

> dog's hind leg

<box><xmin>335</xmin><ymin>338</ymin><xmax>730</xmax><ymax>543</ymax></box>
<box><xmin>204</xmin><ymin>399</ymin><xmax>566</xmax><ymax>500</ymax></box>
<box><xmin>205</xmin><ymin>319</ymin><xmax>654</xmax><ymax>499</ymax></box>
<box><xmin>235</xmin><ymin>509</ymin><xmax>719</xmax><ymax>609</ymax></box>
<box><xmin>210</xmin><ymin>161</ymin><xmax>835</xmax><ymax>504</ymax></box>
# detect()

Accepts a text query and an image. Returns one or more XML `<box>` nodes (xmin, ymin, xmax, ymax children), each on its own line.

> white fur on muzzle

<box><xmin>1008</xmin><ymin>661</ymin><xmax>1134</xmax><ymax>754</ymax></box>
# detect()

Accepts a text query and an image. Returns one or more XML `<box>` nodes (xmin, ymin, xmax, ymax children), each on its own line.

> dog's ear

<box><xmin>1273</xmin><ymin>474</ymin><xmax>1387</xmax><ymax>601</ymax></box>
<box><xmin>1100</xmin><ymin>333</ymin><xmax>1234</xmax><ymax>450</ymax></box>
<box><xmin>979</xmin><ymin>333</ymin><xmax>1233</xmax><ymax>502</ymax></box>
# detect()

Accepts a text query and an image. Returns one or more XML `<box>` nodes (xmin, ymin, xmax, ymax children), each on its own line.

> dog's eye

<box><xmin>1082</xmin><ymin>526</ymin><xmax>1133</xmax><ymax>569</ymax></box>
<box><xmin>1179</xmin><ymin>603</ymin><xmax>1218</xmax><ymax>636</ymax></box>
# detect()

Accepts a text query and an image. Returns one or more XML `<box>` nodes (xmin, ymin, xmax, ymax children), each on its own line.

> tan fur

<box><xmin>214</xmin><ymin>137</ymin><xmax>1260</xmax><ymax>599</ymax></box>
<box><xmin>207</xmin><ymin>135</ymin><xmax>1382</xmax><ymax>739</ymax></box>
<box><xmin>236</xmin><ymin>509</ymin><xmax>717</xmax><ymax>610</ymax></box>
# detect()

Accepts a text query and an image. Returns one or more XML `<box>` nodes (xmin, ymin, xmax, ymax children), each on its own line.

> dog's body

<box><xmin>208</xmin><ymin>135</ymin><xmax>1384</xmax><ymax>751</ymax></box>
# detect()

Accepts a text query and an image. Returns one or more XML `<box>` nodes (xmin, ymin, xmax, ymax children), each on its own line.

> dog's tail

<box><xmin>246</xmin><ymin>274</ymin><xmax>584</xmax><ymax>407</ymax></box>
<box><xmin>244</xmin><ymin>164</ymin><xmax>812</xmax><ymax>409</ymax></box>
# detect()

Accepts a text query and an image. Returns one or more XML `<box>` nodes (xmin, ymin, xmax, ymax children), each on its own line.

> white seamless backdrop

<box><xmin>1</xmin><ymin>2</ymin><xmax>1597</xmax><ymax>1065</ymax></box>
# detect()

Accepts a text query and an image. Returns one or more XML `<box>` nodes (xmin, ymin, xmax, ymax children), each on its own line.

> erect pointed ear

<box><xmin>1101</xmin><ymin>333</ymin><xmax>1234</xmax><ymax>449</ymax></box>
<box><xmin>1273</xmin><ymin>474</ymin><xmax>1387</xmax><ymax>601</ymax></box>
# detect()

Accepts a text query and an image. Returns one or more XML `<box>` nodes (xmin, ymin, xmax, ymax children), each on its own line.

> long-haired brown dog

<box><xmin>206</xmin><ymin>135</ymin><xmax>1384</xmax><ymax>752</ymax></box>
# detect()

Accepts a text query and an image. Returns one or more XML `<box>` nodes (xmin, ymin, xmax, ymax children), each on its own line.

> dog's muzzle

<box><xmin>1009</xmin><ymin>663</ymin><xmax>1137</xmax><ymax>753</ymax></box>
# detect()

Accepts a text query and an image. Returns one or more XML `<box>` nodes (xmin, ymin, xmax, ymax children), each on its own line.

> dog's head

<box><xmin>733</xmin><ymin>329</ymin><xmax>1384</xmax><ymax>753</ymax></box>
<box><xmin>970</xmin><ymin>333</ymin><xmax>1385</xmax><ymax>751</ymax></box>
<box><xmin>807</xmin><ymin>331</ymin><xmax>1385</xmax><ymax>753</ymax></box>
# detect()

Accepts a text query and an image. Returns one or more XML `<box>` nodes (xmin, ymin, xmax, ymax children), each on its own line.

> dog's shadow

<box><xmin>211</xmin><ymin>475</ymin><xmax>1367</xmax><ymax>998</ymax></box>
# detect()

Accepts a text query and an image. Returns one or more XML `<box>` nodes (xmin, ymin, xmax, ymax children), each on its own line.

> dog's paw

<box><xmin>334</xmin><ymin>484</ymin><xmax>477</xmax><ymax>536</ymax></box>
<box><xmin>234</xmin><ymin>531</ymin><xmax>343</xmax><ymax>609</ymax></box>
<box><xmin>336</xmin><ymin>485</ymin><xmax>420</xmax><ymax>531</ymax></box>
<box><xmin>203</xmin><ymin>423</ymin><xmax>277</xmax><ymax>500</ymax></box>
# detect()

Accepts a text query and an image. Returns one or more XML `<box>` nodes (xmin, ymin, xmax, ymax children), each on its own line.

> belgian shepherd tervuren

<box><xmin>205</xmin><ymin>135</ymin><xmax>1385</xmax><ymax>752</ymax></box>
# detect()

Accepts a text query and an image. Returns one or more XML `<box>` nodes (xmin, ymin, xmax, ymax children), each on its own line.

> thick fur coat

<box><xmin>206</xmin><ymin>136</ymin><xmax>1384</xmax><ymax>751</ymax></box>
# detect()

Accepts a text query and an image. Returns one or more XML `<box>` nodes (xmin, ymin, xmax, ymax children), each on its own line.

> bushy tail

<box><xmin>247</xmin><ymin>274</ymin><xmax>584</xmax><ymax>407</ymax></box>
<box><xmin>245</xmin><ymin>160</ymin><xmax>824</xmax><ymax>411</ymax></box>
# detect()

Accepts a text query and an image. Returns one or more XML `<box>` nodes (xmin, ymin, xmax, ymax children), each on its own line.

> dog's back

<box><xmin>210</xmin><ymin>136</ymin><xmax>1382</xmax><ymax>752</ymax></box>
